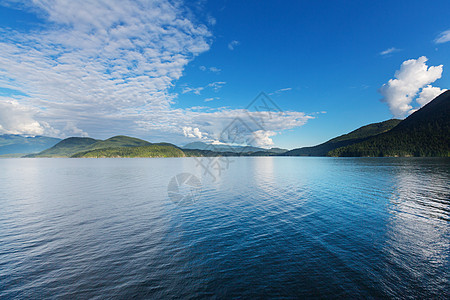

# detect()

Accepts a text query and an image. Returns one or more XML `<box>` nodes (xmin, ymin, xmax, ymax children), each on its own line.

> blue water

<box><xmin>0</xmin><ymin>157</ymin><xmax>449</xmax><ymax>298</ymax></box>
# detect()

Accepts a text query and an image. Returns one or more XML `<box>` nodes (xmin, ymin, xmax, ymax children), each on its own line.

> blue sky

<box><xmin>0</xmin><ymin>0</ymin><xmax>449</xmax><ymax>149</ymax></box>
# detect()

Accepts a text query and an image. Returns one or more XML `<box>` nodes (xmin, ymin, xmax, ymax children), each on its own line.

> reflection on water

<box><xmin>382</xmin><ymin>160</ymin><xmax>449</xmax><ymax>297</ymax></box>
<box><xmin>0</xmin><ymin>157</ymin><xmax>448</xmax><ymax>298</ymax></box>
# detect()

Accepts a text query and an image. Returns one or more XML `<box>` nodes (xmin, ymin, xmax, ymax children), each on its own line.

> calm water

<box><xmin>0</xmin><ymin>157</ymin><xmax>449</xmax><ymax>299</ymax></box>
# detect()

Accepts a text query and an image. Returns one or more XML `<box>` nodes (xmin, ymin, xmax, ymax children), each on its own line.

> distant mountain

<box><xmin>183</xmin><ymin>142</ymin><xmax>211</xmax><ymax>150</ymax></box>
<box><xmin>0</xmin><ymin>134</ymin><xmax>61</xmax><ymax>155</ymax></box>
<box><xmin>329</xmin><ymin>90</ymin><xmax>450</xmax><ymax>157</ymax></box>
<box><xmin>284</xmin><ymin>119</ymin><xmax>402</xmax><ymax>156</ymax></box>
<box><xmin>183</xmin><ymin>141</ymin><xmax>287</xmax><ymax>154</ymax></box>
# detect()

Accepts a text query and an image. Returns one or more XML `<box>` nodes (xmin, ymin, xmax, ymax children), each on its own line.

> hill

<box><xmin>284</xmin><ymin>119</ymin><xmax>402</xmax><ymax>156</ymax></box>
<box><xmin>25</xmin><ymin>137</ymin><xmax>99</xmax><ymax>157</ymax></box>
<box><xmin>25</xmin><ymin>135</ymin><xmax>153</xmax><ymax>157</ymax></box>
<box><xmin>87</xmin><ymin>135</ymin><xmax>151</xmax><ymax>150</ymax></box>
<box><xmin>329</xmin><ymin>90</ymin><xmax>450</xmax><ymax>157</ymax></box>
<box><xmin>0</xmin><ymin>134</ymin><xmax>61</xmax><ymax>155</ymax></box>
<box><xmin>72</xmin><ymin>145</ymin><xmax>185</xmax><ymax>158</ymax></box>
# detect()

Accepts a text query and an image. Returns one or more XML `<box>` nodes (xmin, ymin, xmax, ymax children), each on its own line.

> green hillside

<box><xmin>0</xmin><ymin>134</ymin><xmax>61</xmax><ymax>155</ymax></box>
<box><xmin>25</xmin><ymin>135</ymin><xmax>153</xmax><ymax>157</ymax></box>
<box><xmin>284</xmin><ymin>119</ymin><xmax>402</xmax><ymax>156</ymax></box>
<box><xmin>72</xmin><ymin>145</ymin><xmax>185</xmax><ymax>158</ymax></box>
<box><xmin>25</xmin><ymin>137</ymin><xmax>99</xmax><ymax>157</ymax></box>
<box><xmin>87</xmin><ymin>135</ymin><xmax>151</xmax><ymax>150</ymax></box>
<box><xmin>329</xmin><ymin>90</ymin><xmax>450</xmax><ymax>157</ymax></box>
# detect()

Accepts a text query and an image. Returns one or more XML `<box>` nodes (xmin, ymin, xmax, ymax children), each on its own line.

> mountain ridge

<box><xmin>284</xmin><ymin>119</ymin><xmax>402</xmax><ymax>156</ymax></box>
<box><xmin>329</xmin><ymin>90</ymin><xmax>450</xmax><ymax>157</ymax></box>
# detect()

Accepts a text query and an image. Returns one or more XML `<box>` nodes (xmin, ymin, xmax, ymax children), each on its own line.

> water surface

<box><xmin>0</xmin><ymin>157</ymin><xmax>449</xmax><ymax>298</ymax></box>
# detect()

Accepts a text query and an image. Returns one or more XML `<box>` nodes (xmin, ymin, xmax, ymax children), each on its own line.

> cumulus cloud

<box><xmin>435</xmin><ymin>29</ymin><xmax>450</xmax><ymax>44</ymax></box>
<box><xmin>416</xmin><ymin>85</ymin><xmax>447</xmax><ymax>106</ymax></box>
<box><xmin>380</xmin><ymin>47</ymin><xmax>401</xmax><ymax>56</ymax></box>
<box><xmin>0</xmin><ymin>99</ymin><xmax>57</xmax><ymax>136</ymax></box>
<box><xmin>380</xmin><ymin>56</ymin><xmax>444</xmax><ymax>118</ymax></box>
<box><xmin>228</xmin><ymin>40</ymin><xmax>240</xmax><ymax>50</ymax></box>
<box><xmin>183</xmin><ymin>126</ymin><xmax>206</xmax><ymax>139</ymax></box>
<box><xmin>253</xmin><ymin>130</ymin><xmax>276</xmax><ymax>147</ymax></box>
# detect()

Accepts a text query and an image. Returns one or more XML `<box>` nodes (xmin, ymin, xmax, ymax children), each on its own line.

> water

<box><xmin>0</xmin><ymin>157</ymin><xmax>448</xmax><ymax>298</ymax></box>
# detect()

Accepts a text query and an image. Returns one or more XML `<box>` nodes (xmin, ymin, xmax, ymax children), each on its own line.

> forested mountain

<box><xmin>329</xmin><ymin>91</ymin><xmax>450</xmax><ymax>157</ymax></box>
<box><xmin>25</xmin><ymin>137</ymin><xmax>99</xmax><ymax>157</ymax></box>
<box><xmin>284</xmin><ymin>119</ymin><xmax>402</xmax><ymax>156</ymax></box>
<box><xmin>72</xmin><ymin>145</ymin><xmax>186</xmax><ymax>158</ymax></box>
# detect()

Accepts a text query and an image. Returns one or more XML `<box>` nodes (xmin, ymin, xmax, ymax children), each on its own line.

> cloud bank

<box><xmin>380</xmin><ymin>56</ymin><xmax>446</xmax><ymax>118</ymax></box>
<box><xmin>0</xmin><ymin>1</ymin><xmax>313</xmax><ymax>146</ymax></box>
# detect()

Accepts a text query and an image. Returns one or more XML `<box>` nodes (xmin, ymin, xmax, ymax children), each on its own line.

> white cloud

<box><xmin>416</xmin><ymin>85</ymin><xmax>447</xmax><ymax>106</ymax></box>
<box><xmin>207</xmin><ymin>81</ymin><xmax>226</xmax><ymax>91</ymax></box>
<box><xmin>380</xmin><ymin>47</ymin><xmax>401</xmax><ymax>56</ymax></box>
<box><xmin>63</xmin><ymin>122</ymin><xmax>89</xmax><ymax>137</ymax></box>
<box><xmin>182</xmin><ymin>81</ymin><xmax>225</xmax><ymax>95</ymax></box>
<box><xmin>182</xmin><ymin>86</ymin><xmax>204</xmax><ymax>95</ymax></box>
<box><xmin>207</xmin><ymin>16</ymin><xmax>216</xmax><ymax>26</ymax></box>
<box><xmin>182</xmin><ymin>126</ymin><xmax>206</xmax><ymax>139</ymax></box>
<box><xmin>269</xmin><ymin>87</ymin><xmax>292</xmax><ymax>95</ymax></box>
<box><xmin>435</xmin><ymin>29</ymin><xmax>450</xmax><ymax>44</ymax></box>
<box><xmin>199</xmin><ymin>66</ymin><xmax>221</xmax><ymax>73</ymax></box>
<box><xmin>228</xmin><ymin>40</ymin><xmax>240</xmax><ymax>50</ymax></box>
<box><xmin>0</xmin><ymin>0</ymin><xmax>211</xmax><ymax>136</ymax></box>
<box><xmin>380</xmin><ymin>56</ymin><xmax>444</xmax><ymax>118</ymax></box>
<box><xmin>204</xmin><ymin>97</ymin><xmax>219</xmax><ymax>102</ymax></box>
<box><xmin>139</xmin><ymin>108</ymin><xmax>313</xmax><ymax>148</ymax></box>
<box><xmin>253</xmin><ymin>130</ymin><xmax>276</xmax><ymax>147</ymax></box>
<box><xmin>0</xmin><ymin>1</ymin><xmax>314</xmax><ymax>145</ymax></box>
<box><xmin>0</xmin><ymin>98</ymin><xmax>58</xmax><ymax>136</ymax></box>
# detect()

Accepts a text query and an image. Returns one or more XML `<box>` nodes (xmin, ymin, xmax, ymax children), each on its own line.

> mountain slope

<box><xmin>0</xmin><ymin>135</ymin><xmax>61</xmax><ymax>155</ymax></box>
<box><xmin>284</xmin><ymin>119</ymin><xmax>402</xmax><ymax>156</ymax></box>
<box><xmin>329</xmin><ymin>90</ymin><xmax>450</xmax><ymax>157</ymax></box>
<box><xmin>72</xmin><ymin>145</ymin><xmax>185</xmax><ymax>158</ymax></box>
<box><xmin>86</xmin><ymin>135</ymin><xmax>151</xmax><ymax>150</ymax></box>
<box><xmin>25</xmin><ymin>135</ymin><xmax>154</xmax><ymax>157</ymax></box>
<box><xmin>25</xmin><ymin>137</ymin><xmax>99</xmax><ymax>157</ymax></box>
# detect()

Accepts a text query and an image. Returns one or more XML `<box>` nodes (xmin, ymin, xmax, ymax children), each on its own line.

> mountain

<box><xmin>183</xmin><ymin>141</ymin><xmax>287</xmax><ymax>154</ymax></box>
<box><xmin>183</xmin><ymin>142</ymin><xmax>211</xmax><ymax>150</ymax></box>
<box><xmin>25</xmin><ymin>135</ymin><xmax>153</xmax><ymax>157</ymax></box>
<box><xmin>0</xmin><ymin>134</ymin><xmax>61</xmax><ymax>155</ymax></box>
<box><xmin>87</xmin><ymin>135</ymin><xmax>151</xmax><ymax>150</ymax></box>
<box><xmin>284</xmin><ymin>119</ymin><xmax>402</xmax><ymax>156</ymax></box>
<box><xmin>25</xmin><ymin>137</ymin><xmax>99</xmax><ymax>157</ymax></box>
<box><xmin>329</xmin><ymin>90</ymin><xmax>450</xmax><ymax>157</ymax></box>
<box><xmin>72</xmin><ymin>144</ymin><xmax>185</xmax><ymax>158</ymax></box>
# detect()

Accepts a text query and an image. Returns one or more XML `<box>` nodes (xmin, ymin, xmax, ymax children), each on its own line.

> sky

<box><xmin>0</xmin><ymin>0</ymin><xmax>449</xmax><ymax>149</ymax></box>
